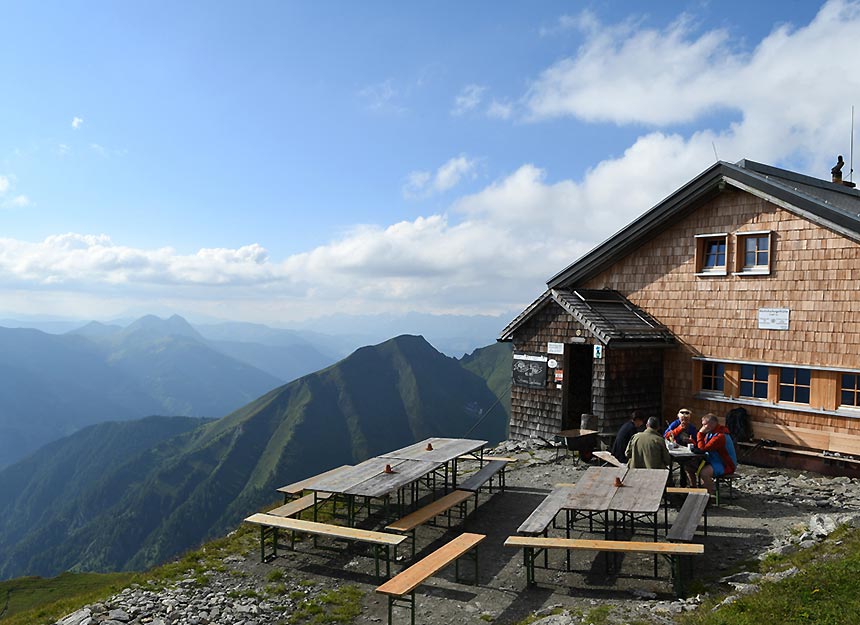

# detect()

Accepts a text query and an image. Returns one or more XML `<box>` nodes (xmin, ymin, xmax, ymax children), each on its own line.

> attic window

<box><xmin>694</xmin><ymin>233</ymin><xmax>728</xmax><ymax>276</ymax></box>
<box><xmin>735</xmin><ymin>231</ymin><xmax>772</xmax><ymax>275</ymax></box>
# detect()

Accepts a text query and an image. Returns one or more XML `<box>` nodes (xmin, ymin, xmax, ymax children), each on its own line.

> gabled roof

<box><xmin>499</xmin><ymin>288</ymin><xmax>675</xmax><ymax>345</ymax></box>
<box><xmin>547</xmin><ymin>159</ymin><xmax>860</xmax><ymax>289</ymax></box>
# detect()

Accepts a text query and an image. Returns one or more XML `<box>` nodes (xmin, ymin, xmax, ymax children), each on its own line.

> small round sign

<box><xmin>548</xmin><ymin>358</ymin><xmax>558</xmax><ymax>369</ymax></box>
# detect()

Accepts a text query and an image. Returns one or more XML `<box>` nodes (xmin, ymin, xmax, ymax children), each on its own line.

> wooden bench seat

<box><xmin>504</xmin><ymin>535</ymin><xmax>703</xmax><ymax>596</ymax></box>
<box><xmin>593</xmin><ymin>450</ymin><xmax>624</xmax><ymax>467</ymax></box>
<box><xmin>266</xmin><ymin>492</ymin><xmax>331</xmax><ymax>518</ymax></box>
<box><xmin>276</xmin><ymin>464</ymin><xmax>352</xmax><ymax>502</ymax></box>
<box><xmin>666</xmin><ymin>492</ymin><xmax>709</xmax><ymax>542</ymax></box>
<box><xmin>386</xmin><ymin>490</ymin><xmax>473</xmax><ymax>557</ymax></box>
<box><xmin>745</xmin><ymin>422</ymin><xmax>860</xmax><ymax>466</ymax></box>
<box><xmin>244</xmin><ymin>512</ymin><xmax>406</xmax><ymax>579</ymax></box>
<box><xmin>458</xmin><ymin>459</ymin><xmax>508</xmax><ymax>495</ymax></box>
<box><xmin>376</xmin><ymin>533</ymin><xmax>485</xmax><ymax>625</ymax></box>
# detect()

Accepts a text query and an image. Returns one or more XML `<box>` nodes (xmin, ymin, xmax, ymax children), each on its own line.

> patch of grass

<box><xmin>0</xmin><ymin>572</ymin><xmax>136</xmax><ymax>625</ymax></box>
<box><xmin>515</xmin><ymin>608</ymin><xmax>565</xmax><ymax>625</ymax></box>
<box><xmin>679</xmin><ymin>524</ymin><xmax>860</xmax><ymax>625</ymax></box>
<box><xmin>584</xmin><ymin>604</ymin><xmax>612</xmax><ymax>625</ymax></box>
<box><xmin>480</xmin><ymin>614</ymin><xmax>494</xmax><ymax>622</ymax></box>
<box><xmin>268</xmin><ymin>569</ymin><xmax>286</xmax><ymax>582</ymax></box>
<box><xmin>288</xmin><ymin>585</ymin><xmax>363</xmax><ymax>624</ymax></box>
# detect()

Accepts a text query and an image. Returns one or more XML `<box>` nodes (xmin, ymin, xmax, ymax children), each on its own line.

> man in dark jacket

<box><xmin>611</xmin><ymin>410</ymin><xmax>645</xmax><ymax>464</ymax></box>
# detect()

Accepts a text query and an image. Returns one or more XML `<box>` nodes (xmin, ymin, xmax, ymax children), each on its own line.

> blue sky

<box><xmin>0</xmin><ymin>1</ymin><xmax>854</xmax><ymax>326</ymax></box>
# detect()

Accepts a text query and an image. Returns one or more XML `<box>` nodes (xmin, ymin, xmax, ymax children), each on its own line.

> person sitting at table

<box><xmin>664</xmin><ymin>408</ymin><xmax>697</xmax><ymax>444</ymax></box>
<box><xmin>626</xmin><ymin>416</ymin><xmax>671</xmax><ymax>470</ymax></box>
<box><xmin>695</xmin><ymin>413</ymin><xmax>738</xmax><ymax>495</ymax></box>
<box><xmin>611</xmin><ymin>410</ymin><xmax>646</xmax><ymax>464</ymax></box>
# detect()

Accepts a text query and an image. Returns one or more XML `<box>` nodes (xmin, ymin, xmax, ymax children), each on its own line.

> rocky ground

<box><xmin>56</xmin><ymin>439</ymin><xmax>860</xmax><ymax>625</ymax></box>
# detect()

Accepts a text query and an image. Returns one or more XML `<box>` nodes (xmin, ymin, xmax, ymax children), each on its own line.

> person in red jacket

<box><xmin>695</xmin><ymin>413</ymin><xmax>737</xmax><ymax>495</ymax></box>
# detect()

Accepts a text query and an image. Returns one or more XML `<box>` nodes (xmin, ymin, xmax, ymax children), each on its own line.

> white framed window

<box><xmin>735</xmin><ymin>231</ymin><xmax>772</xmax><ymax>275</ymax></box>
<box><xmin>694</xmin><ymin>233</ymin><xmax>728</xmax><ymax>276</ymax></box>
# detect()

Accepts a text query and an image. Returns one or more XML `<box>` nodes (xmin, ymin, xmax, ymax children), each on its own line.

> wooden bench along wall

<box><xmin>244</xmin><ymin>512</ymin><xmax>406</xmax><ymax>579</ymax></box>
<box><xmin>746</xmin><ymin>422</ymin><xmax>860</xmax><ymax>465</ymax></box>
<box><xmin>376</xmin><ymin>533</ymin><xmax>485</xmax><ymax>625</ymax></box>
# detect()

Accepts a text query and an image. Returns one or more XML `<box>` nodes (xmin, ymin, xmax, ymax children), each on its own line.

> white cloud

<box><xmin>358</xmin><ymin>79</ymin><xmax>406</xmax><ymax>114</ymax></box>
<box><xmin>487</xmin><ymin>99</ymin><xmax>513</xmax><ymax>120</ymax></box>
<box><xmin>452</xmin><ymin>84</ymin><xmax>486</xmax><ymax>116</ymax></box>
<box><xmin>72</xmin><ymin>116</ymin><xmax>84</xmax><ymax>129</ymax></box>
<box><xmin>3</xmin><ymin>1</ymin><xmax>860</xmax><ymax>322</ymax></box>
<box><xmin>403</xmin><ymin>155</ymin><xmax>478</xmax><ymax>198</ymax></box>
<box><xmin>0</xmin><ymin>175</ymin><xmax>9</xmax><ymax>194</ymax></box>
<box><xmin>9</xmin><ymin>195</ymin><xmax>30</xmax><ymax>207</ymax></box>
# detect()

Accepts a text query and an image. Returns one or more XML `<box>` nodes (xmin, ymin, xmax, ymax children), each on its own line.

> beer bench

<box><xmin>244</xmin><ymin>513</ymin><xmax>406</xmax><ymax>579</ymax></box>
<box><xmin>504</xmin><ymin>535</ymin><xmax>703</xmax><ymax>597</ymax></box>
<box><xmin>376</xmin><ymin>532</ymin><xmax>485</xmax><ymax>625</ymax></box>
<box><xmin>385</xmin><ymin>490</ymin><xmax>473</xmax><ymax>557</ymax></box>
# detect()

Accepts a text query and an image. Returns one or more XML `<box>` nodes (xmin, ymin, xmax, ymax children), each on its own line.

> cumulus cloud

<box><xmin>72</xmin><ymin>116</ymin><xmax>84</xmax><ymax>129</ymax></box>
<box><xmin>4</xmin><ymin>2</ymin><xmax>860</xmax><ymax>322</ymax></box>
<box><xmin>452</xmin><ymin>84</ymin><xmax>487</xmax><ymax>116</ymax></box>
<box><xmin>403</xmin><ymin>155</ymin><xmax>478</xmax><ymax>198</ymax></box>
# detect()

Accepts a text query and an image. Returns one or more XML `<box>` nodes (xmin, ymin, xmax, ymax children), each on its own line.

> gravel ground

<box><xmin>56</xmin><ymin>441</ymin><xmax>860</xmax><ymax>625</ymax></box>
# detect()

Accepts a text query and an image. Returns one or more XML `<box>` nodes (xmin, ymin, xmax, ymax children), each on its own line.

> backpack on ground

<box><xmin>726</xmin><ymin>407</ymin><xmax>752</xmax><ymax>442</ymax></box>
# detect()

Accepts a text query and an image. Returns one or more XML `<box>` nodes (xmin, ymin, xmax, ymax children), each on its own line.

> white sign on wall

<box><xmin>758</xmin><ymin>308</ymin><xmax>790</xmax><ymax>330</ymax></box>
<box><xmin>547</xmin><ymin>342</ymin><xmax>565</xmax><ymax>355</ymax></box>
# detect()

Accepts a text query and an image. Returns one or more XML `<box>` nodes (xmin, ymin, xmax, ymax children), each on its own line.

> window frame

<box><xmin>734</xmin><ymin>231</ymin><xmax>772</xmax><ymax>275</ymax></box>
<box><xmin>701</xmin><ymin>361</ymin><xmax>726</xmax><ymax>395</ymax></box>
<box><xmin>739</xmin><ymin>363</ymin><xmax>769</xmax><ymax>400</ymax></box>
<box><xmin>694</xmin><ymin>233</ymin><xmax>729</xmax><ymax>276</ymax></box>
<box><xmin>841</xmin><ymin>373</ymin><xmax>860</xmax><ymax>408</ymax></box>
<box><xmin>779</xmin><ymin>367</ymin><xmax>811</xmax><ymax>405</ymax></box>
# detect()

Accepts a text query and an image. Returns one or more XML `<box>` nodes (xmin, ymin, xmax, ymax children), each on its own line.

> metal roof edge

<box><xmin>497</xmin><ymin>290</ymin><xmax>552</xmax><ymax>341</ymax></box>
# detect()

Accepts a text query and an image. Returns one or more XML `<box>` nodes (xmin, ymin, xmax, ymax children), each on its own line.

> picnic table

<box><xmin>518</xmin><ymin>467</ymin><xmax>669</xmax><ymax>540</ymax></box>
<box><xmin>305</xmin><ymin>437</ymin><xmax>487</xmax><ymax>525</ymax></box>
<box><xmin>667</xmin><ymin>441</ymin><xmax>700</xmax><ymax>487</ymax></box>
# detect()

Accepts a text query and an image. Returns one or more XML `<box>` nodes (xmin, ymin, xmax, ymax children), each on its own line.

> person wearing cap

<box><xmin>664</xmin><ymin>408</ymin><xmax>697</xmax><ymax>444</ymax></box>
<box><xmin>611</xmin><ymin>410</ymin><xmax>646</xmax><ymax>464</ymax></box>
<box><xmin>626</xmin><ymin>416</ymin><xmax>671</xmax><ymax>471</ymax></box>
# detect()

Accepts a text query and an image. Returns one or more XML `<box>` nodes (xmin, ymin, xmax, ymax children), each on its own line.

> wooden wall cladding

<box><xmin>582</xmin><ymin>187</ymin><xmax>860</xmax><ymax>433</ymax></box>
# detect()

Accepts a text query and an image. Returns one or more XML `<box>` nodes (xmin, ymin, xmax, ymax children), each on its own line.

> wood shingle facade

<box><xmin>501</xmin><ymin>159</ymin><xmax>860</xmax><ymax>472</ymax></box>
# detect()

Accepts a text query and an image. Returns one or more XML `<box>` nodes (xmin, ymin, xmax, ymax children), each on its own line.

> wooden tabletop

<box><xmin>556</xmin><ymin>429</ymin><xmax>598</xmax><ymax>439</ymax></box>
<box><xmin>380</xmin><ymin>437</ymin><xmax>487</xmax><ymax>463</ymax></box>
<box><xmin>343</xmin><ymin>459</ymin><xmax>442</xmax><ymax>498</ymax></box>
<box><xmin>519</xmin><ymin>466</ymin><xmax>669</xmax><ymax>532</ymax></box>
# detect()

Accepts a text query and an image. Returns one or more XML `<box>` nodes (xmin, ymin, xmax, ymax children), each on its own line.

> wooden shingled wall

<box><xmin>582</xmin><ymin>186</ymin><xmax>860</xmax><ymax>433</ymax></box>
<box><xmin>510</xmin><ymin>301</ymin><xmax>588</xmax><ymax>440</ymax></box>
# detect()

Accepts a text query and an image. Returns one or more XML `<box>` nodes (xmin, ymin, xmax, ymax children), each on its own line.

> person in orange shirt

<box><xmin>695</xmin><ymin>413</ymin><xmax>737</xmax><ymax>495</ymax></box>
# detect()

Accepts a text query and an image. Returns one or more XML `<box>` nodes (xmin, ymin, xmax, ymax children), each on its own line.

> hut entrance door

<box><xmin>561</xmin><ymin>344</ymin><xmax>592</xmax><ymax>430</ymax></box>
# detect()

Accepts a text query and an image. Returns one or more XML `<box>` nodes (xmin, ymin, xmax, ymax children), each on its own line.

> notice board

<box><xmin>512</xmin><ymin>353</ymin><xmax>548</xmax><ymax>388</ymax></box>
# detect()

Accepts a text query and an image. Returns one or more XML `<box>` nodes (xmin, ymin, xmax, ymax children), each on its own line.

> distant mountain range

<box><xmin>0</xmin><ymin>335</ymin><xmax>511</xmax><ymax>580</ymax></box>
<box><xmin>0</xmin><ymin>316</ymin><xmax>291</xmax><ymax>469</ymax></box>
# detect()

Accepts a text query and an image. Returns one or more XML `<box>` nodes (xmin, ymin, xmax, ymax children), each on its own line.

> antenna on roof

<box><xmin>712</xmin><ymin>142</ymin><xmax>719</xmax><ymax>162</ymax></box>
<box><xmin>850</xmin><ymin>105</ymin><xmax>855</xmax><ymax>183</ymax></box>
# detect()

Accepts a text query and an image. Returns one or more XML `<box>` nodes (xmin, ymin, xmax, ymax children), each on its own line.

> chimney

<box><xmin>831</xmin><ymin>155</ymin><xmax>855</xmax><ymax>187</ymax></box>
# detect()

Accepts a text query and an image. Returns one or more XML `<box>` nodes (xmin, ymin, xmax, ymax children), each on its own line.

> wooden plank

<box><xmin>267</xmin><ymin>493</ymin><xmax>328</xmax><ymax>518</ymax></box>
<box><xmin>376</xmin><ymin>533</ymin><xmax>486</xmax><ymax>597</ymax></box>
<box><xmin>828</xmin><ymin>432</ymin><xmax>860</xmax><ymax>456</ymax></box>
<box><xmin>517</xmin><ymin>486</ymin><xmax>574</xmax><ymax>534</ymax></box>
<box><xmin>381</xmin><ymin>438</ymin><xmax>487</xmax><ymax>462</ymax></box>
<box><xmin>458</xmin><ymin>460</ymin><xmax>508</xmax><ymax>492</ymax></box>
<box><xmin>503</xmin><ymin>536</ymin><xmax>704</xmax><ymax>555</ymax></box>
<box><xmin>752</xmin><ymin>422</ymin><xmax>830</xmax><ymax>450</ymax></box>
<box><xmin>386</xmin><ymin>490</ymin><xmax>473</xmax><ymax>533</ymax></box>
<box><xmin>667</xmin><ymin>493</ymin><xmax>709</xmax><ymax>542</ymax></box>
<box><xmin>610</xmin><ymin>468</ymin><xmax>669</xmax><ymax>514</ymax></box>
<box><xmin>564</xmin><ymin>467</ymin><xmax>622</xmax><ymax>512</ymax></box>
<box><xmin>666</xmin><ymin>487</ymin><xmax>708</xmax><ymax>495</ymax></box>
<box><xmin>593</xmin><ymin>450</ymin><xmax>624</xmax><ymax>467</ymax></box>
<box><xmin>309</xmin><ymin>457</ymin><xmax>407</xmax><ymax>493</ymax></box>
<box><xmin>276</xmin><ymin>465</ymin><xmax>352</xmax><ymax>496</ymax></box>
<box><xmin>344</xmin><ymin>459</ymin><xmax>441</xmax><ymax>498</ymax></box>
<box><xmin>244</xmin><ymin>513</ymin><xmax>406</xmax><ymax>546</ymax></box>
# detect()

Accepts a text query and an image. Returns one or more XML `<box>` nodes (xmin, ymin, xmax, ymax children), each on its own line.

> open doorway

<box><xmin>561</xmin><ymin>344</ymin><xmax>593</xmax><ymax>430</ymax></box>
